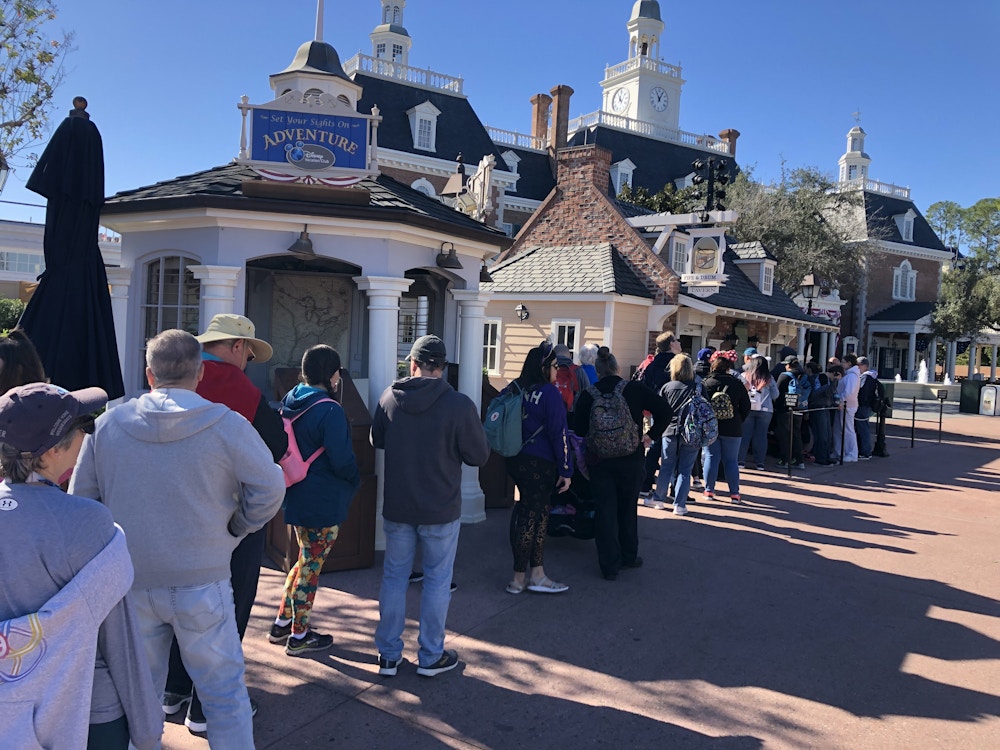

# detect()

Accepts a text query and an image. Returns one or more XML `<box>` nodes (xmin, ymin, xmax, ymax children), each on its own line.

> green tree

<box><xmin>725</xmin><ymin>165</ymin><xmax>882</xmax><ymax>291</ymax></box>
<box><xmin>0</xmin><ymin>0</ymin><xmax>72</xmax><ymax>166</ymax></box>
<box><xmin>0</xmin><ymin>296</ymin><xmax>24</xmax><ymax>330</ymax></box>
<box><xmin>617</xmin><ymin>182</ymin><xmax>701</xmax><ymax>214</ymax></box>
<box><xmin>963</xmin><ymin>198</ymin><xmax>1000</xmax><ymax>269</ymax></box>
<box><xmin>930</xmin><ymin>255</ymin><xmax>1000</xmax><ymax>340</ymax></box>
<box><xmin>925</xmin><ymin>200</ymin><xmax>966</xmax><ymax>251</ymax></box>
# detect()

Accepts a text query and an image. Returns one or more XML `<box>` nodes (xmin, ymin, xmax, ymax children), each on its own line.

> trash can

<box><xmin>981</xmin><ymin>385</ymin><xmax>1000</xmax><ymax>415</ymax></box>
<box><xmin>960</xmin><ymin>379</ymin><xmax>987</xmax><ymax>413</ymax></box>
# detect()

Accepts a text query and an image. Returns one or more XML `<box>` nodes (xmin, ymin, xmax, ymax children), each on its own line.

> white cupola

<box><xmin>627</xmin><ymin>0</ymin><xmax>664</xmax><ymax>59</ymax></box>
<box><xmin>371</xmin><ymin>1</ymin><xmax>412</xmax><ymax>66</ymax></box>
<box><xmin>838</xmin><ymin>125</ymin><xmax>871</xmax><ymax>184</ymax></box>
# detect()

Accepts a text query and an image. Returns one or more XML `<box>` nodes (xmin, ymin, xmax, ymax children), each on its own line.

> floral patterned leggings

<box><xmin>278</xmin><ymin>525</ymin><xmax>339</xmax><ymax>635</ymax></box>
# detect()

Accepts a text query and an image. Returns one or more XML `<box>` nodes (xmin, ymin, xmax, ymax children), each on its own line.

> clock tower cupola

<box><xmin>371</xmin><ymin>1</ymin><xmax>412</xmax><ymax>66</ymax></box>
<box><xmin>601</xmin><ymin>1</ymin><xmax>684</xmax><ymax>131</ymax></box>
<box><xmin>838</xmin><ymin>125</ymin><xmax>871</xmax><ymax>184</ymax></box>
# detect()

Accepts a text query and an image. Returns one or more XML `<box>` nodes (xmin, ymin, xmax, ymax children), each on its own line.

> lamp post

<box><xmin>800</xmin><ymin>273</ymin><xmax>822</xmax><ymax>315</ymax></box>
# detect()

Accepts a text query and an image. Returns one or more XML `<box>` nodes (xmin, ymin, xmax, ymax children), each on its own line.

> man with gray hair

<box><xmin>71</xmin><ymin>329</ymin><xmax>285</xmax><ymax>748</ymax></box>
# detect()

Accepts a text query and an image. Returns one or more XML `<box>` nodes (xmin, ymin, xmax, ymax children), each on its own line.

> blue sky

<box><xmin>2</xmin><ymin>0</ymin><xmax>997</xmax><ymax>224</ymax></box>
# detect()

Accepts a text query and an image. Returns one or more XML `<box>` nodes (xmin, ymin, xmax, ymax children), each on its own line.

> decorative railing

<box><xmin>604</xmin><ymin>56</ymin><xmax>682</xmax><ymax>80</ymax></box>
<box><xmin>837</xmin><ymin>177</ymin><xmax>910</xmax><ymax>199</ymax></box>
<box><xmin>343</xmin><ymin>53</ymin><xmax>464</xmax><ymax>94</ymax></box>
<box><xmin>485</xmin><ymin>126</ymin><xmax>546</xmax><ymax>151</ymax></box>
<box><xmin>567</xmin><ymin>110</ymin><xmax>730</xmax><ymax>153</ymax></box>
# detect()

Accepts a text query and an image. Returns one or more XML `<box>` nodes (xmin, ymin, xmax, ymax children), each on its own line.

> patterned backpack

<box><xmin>678</xmin><ymin>382</ymin><xmax>719</xmax><ymax>448</ymax></box>
<box><xmin>586</xmin><ymin>380</ymin><xmax>640</xmax><ymax>458</ymax></box>
<box><xmin>709</xmin><ymin>385</ymin><xmax>735</xmax><ymax>421</ymax></box>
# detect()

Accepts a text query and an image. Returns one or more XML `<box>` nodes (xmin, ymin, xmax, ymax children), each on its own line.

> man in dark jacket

<box><xmin>774</xmin><ymin>357</ymin><xmax>805</xmax><ymax>469</ymax></box>
<box><xmin>772</xmin><ymin>346</ymin><xmax>797</xmax><ymax>381</ymax></box>
<box><xmin>163</xmin><ymin>313</ymin><xmax>288</xmax><ymax>730</ymax></box>
<box><xmin>371</xmin><ymin>335</ymin><xmax>490</xmax><ymax>678</ymax></box>
<box><xmin>639</xmin><ymin>331</ymin><xmax>681</xmax><ymax>496</ymax></box>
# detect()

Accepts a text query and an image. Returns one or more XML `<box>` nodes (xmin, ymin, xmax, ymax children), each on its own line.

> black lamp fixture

<box><xmin>287</xmin><ymin>224</ymin><xmax>314</xmax><ymax>255</ymax></box>
<box><xmin>515</xmin><ymin>303</ymin><xmax>529</xmax><ymax>321</ymax></box>
<box><xmin>479</xmin><ymin>262</ymin><xmax>493</xmax><ymax>283</ymax></box>
<box><xmin>800</xmin><ymin>272</ymin><xmax>822</xmax><ymax>315</ymax></box>
<box><xmin>436</xmin><ymin>241</ymin><xmax>463</xmax><ymax>269</ymax></box>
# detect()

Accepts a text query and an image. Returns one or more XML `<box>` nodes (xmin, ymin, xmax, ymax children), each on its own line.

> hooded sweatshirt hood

<box><xmin>116</xmin><ymin>388</ymin><xmax>229</xmax><ymax>444</ymax></box>
<box><xmin>389</xmin><ymin>375</ymin><xmax>452</xmax><ymax>414</ymax></box>
<box><xmin>281</xmin><ymin>383</ymin><xmax>332</xmax><ymax>417</ymax></box>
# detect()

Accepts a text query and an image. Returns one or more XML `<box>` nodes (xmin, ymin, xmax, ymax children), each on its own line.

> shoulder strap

<box><xmin>285</xmin><ymin>397</ymin><xmax>334</xmax><ymax>424</ymax></box>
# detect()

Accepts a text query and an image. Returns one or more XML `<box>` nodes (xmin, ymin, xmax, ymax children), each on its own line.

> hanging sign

<box><xmin>682</xmin><ymin>237</ymin><xmax>728</xmax><ymax>288</ymax></box>
<box><xmin>249</xmin><ymin>109</ymin><xmax>368</xmax><ymax>171</ymax></box>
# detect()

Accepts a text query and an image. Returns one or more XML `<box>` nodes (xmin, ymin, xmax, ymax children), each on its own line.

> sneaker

<box><xmin>859</xmin><ymin>454</ymin><xmax>872</xmax><ymax>461</ymax></box>
<box><xmin>672</xmin><ymin>504</ymin><xmax>688</xmax><ymax>516</ymax></box>
<box><xmin>378</xmin><ymin>654</ymin><xmax>402</xmax><ymax>676</ymax></box>
<box><xmin>638</xmin><ymin>490</ymin><xmax>652</xmax><ymax>500</ymax></box>
<box><xmin>268</xmin><ymin>621</ymin><xmax>292</xmax><ymax>644</ymax></box>
<box><xmin>757</xmin><ymin>464</ymin><xmax>766</xmax><ymax>471</ymax></box>
<box><xmin>408</xmin><ymin>571</ymin><xmax>424</xmax><ymax>583</ymax></box>
<box><xmin>776</xmin><ymin>459</ymin><xmax>787</xmax><ymax>467</ymax></box>
<box><xmin>703</xmin><ymin>490</ymin><xmax>715</xmax><ymax>501</ymax></box>
<box><xmin>738</xmin><ymin>462</ymin><xmax>746</xmax><ymax>468</ymax></box>
<box><xmin>184</xmin><ymin>701</ymin><xmax>207</xmax><ymax>734</ymax></box>
<box><xmin>642</xmin><ymin>497</ymin><xmax>667</xmax><ymax>510</ymax></box>
<box><xmin>285</xmin><ymin>630</ymin><xmax>334</xmax><ymax>657</ymax></box>
<box><xmin>416</xmin><ymin>649</ymin><xmax>459</xmax><ymax>677</ymax></box>
<box><xmin>793</xmin><ymin>462</ymin><xmax>806</xmax><ymax>470</ymax></box>
<box><xmin>731</xmin><ymin>494</ymin><xmax>744</xmax><ymax>505</ymax></box>
<box><xmin>691</xmin><ymin>477</ymin><xmax>703</xmax><ymax>489</ymax></box>
<box><xmin>162</xmin><ymin>691</ymin><xmax>191</xmax><ymax>716</ymax></box>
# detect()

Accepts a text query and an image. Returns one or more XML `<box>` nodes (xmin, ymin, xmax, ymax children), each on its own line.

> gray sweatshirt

<box><xmin>70</xmin><ymin>387</ymin><xmax>286</xmax><ymax>589</ymax></box>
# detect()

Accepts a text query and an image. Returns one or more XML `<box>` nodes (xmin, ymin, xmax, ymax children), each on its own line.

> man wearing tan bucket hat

<box><xmin>161</xmin><ymin>313</ymin><xmax>288</xmax><ymax>732</ymax></box>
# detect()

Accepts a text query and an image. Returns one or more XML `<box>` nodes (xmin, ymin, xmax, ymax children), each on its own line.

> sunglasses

<box><xmin>244</xmin><ymin>340</ymin><xmax>256</xmax><ymax>362</ymax></box>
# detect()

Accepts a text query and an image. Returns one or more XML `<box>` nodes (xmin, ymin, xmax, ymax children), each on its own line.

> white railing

<box><xmin>568</xmin><ymin>110</ymin><xmax>730</xmax><ymax>153</ymax></box>
<box><xmin>604</xmin><ymin>56</ymin><xmax>682</xmax><ymax>80</ymax></box>
<box><xmin>485</xmin><ymin>126</ymin><xmax>546</xmax><ymax>151</ymax></box>
<box><xmin>343</xmin><ymin>53</ymin><xmax>464</xmax><ymax>94</ymax></box>
<box><xmin>837</xmin><ymin>177</ymin><xmax>910</xmax><ymax>199</ymax></box>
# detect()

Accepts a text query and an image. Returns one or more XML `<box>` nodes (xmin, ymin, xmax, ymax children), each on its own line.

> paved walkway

<box><xmin>162</xmin><ymin>413</ymin><xmax>1000</xmax><ymax>749</ymax></box>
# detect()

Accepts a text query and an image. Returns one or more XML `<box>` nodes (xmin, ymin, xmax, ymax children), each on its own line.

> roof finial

<box><xmin>315</xmin><ymin>0</ymin><xmax>324</xmax><ymax>41</ymax></box>
<box><xmin>851</xmin><ymin>109</ymin><xmax>862</xmax><ymax>125</ymax></box>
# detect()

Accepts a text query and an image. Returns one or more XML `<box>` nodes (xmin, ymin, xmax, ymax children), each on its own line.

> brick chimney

<box><xmin>550</xmin><ymin>84</ymin><xmax>574</xmax><ymax>151</ymax></box>
<box><xmin>718</xmin><ymin>128</ymin><xmax>741</xmax><ymax>157</ymax></box>
<box><xmin>530</xmin><ymin>92</ymin><xmax>552</xmax><ymax>147</ymax></box>
<box><xmin>556</xmin><ymin>144</ymin><xmax>612</xmax><ymax>194</ymax></box>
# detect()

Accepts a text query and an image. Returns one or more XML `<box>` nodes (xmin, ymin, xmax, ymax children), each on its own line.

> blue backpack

<box><xmin>484</xmin><ymin>382</ymin><xmax>542</xmax><ymax>457</ymax></box>
<box><xmin>678</xmin><ymin>382</ymin><xmax>719</xmax><ymax>448</ymax></box>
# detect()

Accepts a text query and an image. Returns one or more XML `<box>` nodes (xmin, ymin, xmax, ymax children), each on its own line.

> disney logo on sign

<box><xmin>285</xmin><ymin>141</ymin><xmax>336</xmax><ymax>171</ymax></box>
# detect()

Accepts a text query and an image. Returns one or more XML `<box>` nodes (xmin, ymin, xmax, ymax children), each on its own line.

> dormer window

<box><xmin>893</xmin><ymin>260</ymin><xmax>917</xmax><ymax>301</ymax></box>
<box><xmin>610</xmin><ymin>158</ymin><xmax>636</xmax><ymax>195</ymax></box>
<box><xmin>670</xmin><ymin>238</ymin><xmax>689</xmax><ymax>274</ymax></box>
<box><xmin>406</xmin><ymin>101</ymin><xmax>441</xmax><ymax>152</ymax></box>
<box><xmin>893</xmin><ymin>208</ymin><xmax>917</xmax><ymax>243</ymax></box>
<box><xmin>761</xmin><ymin>262</ymin><xmax>774</xmax><ymax>296</ymax></box>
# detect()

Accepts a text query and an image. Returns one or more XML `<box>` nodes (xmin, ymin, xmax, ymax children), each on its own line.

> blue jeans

<box><xmin>376</xmin><ymin>518</ymin><xmax>461</xmax><ymax>668</ymax></box>
<box><xmin>810</xmin><ymin>409</ymin><xmax>831</xmax><ymax>463</ymax></box>
<box><xmin>855</xmin><ymin>415</ymin><xmax>872</xmax><ymax>457</ymax></box>
<box><xmin>653</xmin><ymin>434</ymin><xmax>699</xmax><ymax>508</ymax></box>
<box><xmin>739</xmin><ymin>411</ymin><xmax>771</xmax><ymax>466</ymax></box>
<box><xmin>133</xmin><ymin>580</ymin><xmax>252</xmax><ymax>750</ymax></box>
<box><xmin>703</xmin><ymin>435</ymin><xmax>741</xmax><ymax>496</ymax></box>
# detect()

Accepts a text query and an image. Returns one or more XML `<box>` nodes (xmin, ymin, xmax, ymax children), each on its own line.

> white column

<box><xmin>991</xmin><ymin>346</ymin><xmax>998</xmax><ymax>381</ymax></box>
<box><xmin>947</xmin><ymin>341</ymin><xmax>957</xmax><ymax>381</ymax></box>
<box><xmin>452</xmin><ymin>290</ymin><xmax>493</xmax><ymax>523</ymax></box>
<box><xmin>820</xmin><ymin>332</ymin><xmax>829</xmax><ymax>363</ymax></box>
<box><xmin>355</xmin><ymin>276</ymin><xmax>414</xmax><ymax>551</ymax></box>
<box><xmin>929</xmin><ymin>338</ymin><xmax>938</xmax><ymax>381</ymax></box>
<box><xmin>907</xmin><ymin>332</ymin><xmax>917</xmax><ymax>381</ymax></box>
<box><xmin>189</xmin><ymin>265</ymin><xmax>241</xmax><ymax>322</ymax></box>
<box><xmin>105</xmin><ymin>267</ymin><xmax>132</xmax><ymax>390</ymax></box>
<box><xmin>796</xmin><ymin>326</ymin><xmax>806</xmax><ymax>359</ymax></box>
<box><xmin>416</xmin><ymin>295</ymin><xmax>428</xmax><ymax>338</ymax></box>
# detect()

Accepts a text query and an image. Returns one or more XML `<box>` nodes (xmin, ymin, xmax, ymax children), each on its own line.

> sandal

<box><xmin>526</xmin><ymin>576</ymin><xmax>569</xmax><ymax>594</ymax></box>
<box><xmin>505</xmin><ymin>580</ymin><xmax>525</xmax><ymax>595</ymax></box>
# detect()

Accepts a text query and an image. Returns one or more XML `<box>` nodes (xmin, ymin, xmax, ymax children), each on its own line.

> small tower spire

<box><xmin>315</xmin><ymin>0</ymin><xmax>324</xmax><ymax>41</ymax></box>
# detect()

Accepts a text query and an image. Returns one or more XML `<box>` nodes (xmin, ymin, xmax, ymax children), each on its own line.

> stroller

<box><xmin>547</xmin><ymin>431</ymin><xmax>596</xmax><ymax>540</ymax></box>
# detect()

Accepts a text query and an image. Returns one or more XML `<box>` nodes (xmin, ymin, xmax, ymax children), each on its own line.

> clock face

<box><xmin>611</xmin><ymin>87</ymin><xmax>630</xmax><ymax>114</ymax></box>
<box><xmin>650</xmin><ymin>86</ymin><xmax>668</xmax><ymax>112</ymax></box>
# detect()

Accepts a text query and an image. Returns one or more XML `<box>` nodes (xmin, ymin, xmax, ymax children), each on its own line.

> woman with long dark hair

<box><xmin>0</xmin><ymin>328</ymin><xmax>46</xmax><ymax>393</ymax></box>
<box><xmin>271</xmin><ymin>345</ymin><xmax>360</xmax><ymax>655</ymax></box>
<box><xmin>505</xmin><ymin>343</ymin><xmax>572</xmax><ymax>594</ymax></box>
<box><xmin>701</xmin><ymin>350</ymin><xmax>751</xmax><ymax>503</ymax></box>
<box><xmin>574</xmin><ymin>346</ymin><xmax>670</xmax><ymax>580</ymax></box>
<box><xmin>739</xmin><ymin>355</ymin><xmax>780</xmax><ymax>470</ymax></box>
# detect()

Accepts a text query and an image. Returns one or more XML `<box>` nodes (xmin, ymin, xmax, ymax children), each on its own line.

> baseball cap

<box><xmin>552</xmin><ymin>344</ymin><xmax>573</xmax><ymax>367</ymax></box>
<box><xmin>408</xmin><ymin>334</ymin><xmax>447</xmax><ymax>368</ymax></box>
<box><xmin>0</xmin><ymin>383</ymin><xmax>108</xmax><ymax>458</ymax></box>
<box><xmin>782</xmin><ymin>355</ymin><xmax>798</xmax><ymax>364</ymax></box>
<box><xmin>195</xmin><ymin>314</ymin><xmax>273</xmax><ymax>363</ymax></box>
<box><xmin>696</xmin><ymin>347</ymin><xmax>716</xmax><ymax>362</ymax></box>
<box><xmin>743</xmin><ymin>347</ymin><xmax>758</xmax><ymax>357</ymax></box>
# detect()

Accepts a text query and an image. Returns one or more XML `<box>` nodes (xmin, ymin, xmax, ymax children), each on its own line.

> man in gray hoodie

<box><xmin>371</xmin><ymin>334</ymin><xmax>490</xmax><ymax>678</ymax></box>
<box><xmin>71</xmin><ymin>329</ymin><xmax>285</xmax><ymax>749</ymax></box>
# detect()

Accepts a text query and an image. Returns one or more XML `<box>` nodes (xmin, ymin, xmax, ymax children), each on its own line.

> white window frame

<box><xmin>761</xmin><ymin>262</ymin><xmax>774</xmax><ymax>296</ymax></box>
<box><xmin>670</xmin><ymin>239</ymin><xmax>689</xmax><ymax>274</ymax></box>
<box><xmin>392</xmin><ymin>43</ymin><xmax>403</xmax><ymax>61</ymax></box>
<box><xmin>551</xmin><ymin>319</ymin><xmax>581</xmax><ymax>361</ymax></box>
<box><xmin>893</xmin><ymin>260</ymin><xmax>917</xmax><ymax>301</ymax></box>
<box><xmin>410</xmin><ymin>177</ymin><xmax>437</xmax><ymax>198</ymax></box>
<box><xmin>610</xmin><ymin>158</ymin><xmax>636</xmax><ymax>195</ymax></box>
<box><xmin>375</xmin><ymin>42</ymin><xmax>386</xmax><ymax>58</ymax></box>
<box><xmin>406</xmin><ymin>101</ymin><xmax>441</xmax><ymax>153</ymax></box>
<box><xmin>140</xmin><ymin>254</ymin><xmax>201</xmax><ymax>389</ymax></box>
<box><xmin>416</xmin><ymin>117</ymin><xmax>433</xmax><ymax>149</ymax></box>
<box><xmin>483</xmin><ymin>318</ymin><xmax>502</xmax><ymax>374</ymax></box>
<box><xmin>894</xmin><ymin>208</ymin><xmax>916</xmax><ymax>243</ymax></box>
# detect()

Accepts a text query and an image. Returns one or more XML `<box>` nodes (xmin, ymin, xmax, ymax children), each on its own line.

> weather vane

<box><xmin>851</xmin><ymin>110</ymin><xmax>862</xmax><ymax>125</ymax></box>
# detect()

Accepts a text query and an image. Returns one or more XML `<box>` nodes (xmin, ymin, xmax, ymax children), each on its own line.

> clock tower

<box><xmin>600</xmin><ymin>1</ymin><xmax>684</xmax><ymax>131</ymax></box>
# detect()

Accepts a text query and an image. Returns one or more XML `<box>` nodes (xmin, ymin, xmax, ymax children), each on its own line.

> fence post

<box><xmin>910</xmin><ymin>396</ymin><xmax>916</xmax><ymax>448</ymax></box>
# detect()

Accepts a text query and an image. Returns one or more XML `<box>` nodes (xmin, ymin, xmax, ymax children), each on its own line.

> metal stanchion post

<box><xmin>838</xmin><ymin>404</ymin><xmax>846</xmax><ymax>465</ymax></box>
<box><xmin>787</xmin><ymin>408</ymin><xmax>794</xmax><ymax>479</ymax></box>
<box><xmin>910</xmin><ymin>396</ymin><xmax>916</xmax><ymax>448</ymax></box>
<box><xmin>935</xmin><ymin>389</ymin><xmax>948</xmax><ymax>444</ymax></box>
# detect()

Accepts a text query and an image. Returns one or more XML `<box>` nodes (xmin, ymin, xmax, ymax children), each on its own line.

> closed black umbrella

<box><xmin>19</xmin><ymin>99</ymin><xmax>124</xmax><ymax>399</ymax></box>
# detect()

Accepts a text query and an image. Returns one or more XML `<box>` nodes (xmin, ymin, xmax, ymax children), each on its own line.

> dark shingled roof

<box><xmin>501</xmin><ymin>146</ymin><xmax>555</xmax><ymax>202</ymax></box>
<box><xmin>354</xmin><ymin>73</ymin><xmax>508</xmax><ymax>171</ymax></box>
<box><xmin>103</xmin><ymin>162</ymin><xmax>509</xmax><ymax>242</ymax></box>
<box><xmin>729</xmin><ymin>240</ymin><xmax>777</xmax><ymax>262</ymax></box>
<box><xmin>863</xmin><ymin>192</ymin><xmax>947</xmax><ymax>251</ymax></box>
<box><xmin>867</xmin><ymin>301</ymin><xmax>935</xmax><ymax>322</ymax></box>
<box><xmin>564</xmin><ymin>125</ymin><xmax>739</xmax><ymax>196</ymax></box>
<box><xmin>685</xmin><ymin>248</ymin><xmax>830</xmax><ymax>326</ymax></box>
<box><xmin>482</xmin><ymin>243</ymin><xmax>653</xmax><ymax>298</ymax></box>
<box><xmin>615</xmin><ymin>200</ymin><xmax>656</xmax><ymax>218</ymax></box>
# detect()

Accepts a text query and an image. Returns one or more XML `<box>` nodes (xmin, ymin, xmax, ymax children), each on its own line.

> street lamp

<box><xmin>800</xmin><ymin>273</ymin><xmax>822</xmax><ymax>315</ymax></box>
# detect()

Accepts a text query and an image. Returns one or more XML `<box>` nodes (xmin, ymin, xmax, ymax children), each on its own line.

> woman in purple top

<box><xmin>505</xmin><ymin>343</ymin><xmax>573</xmax><ymax>595</ymax></box>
